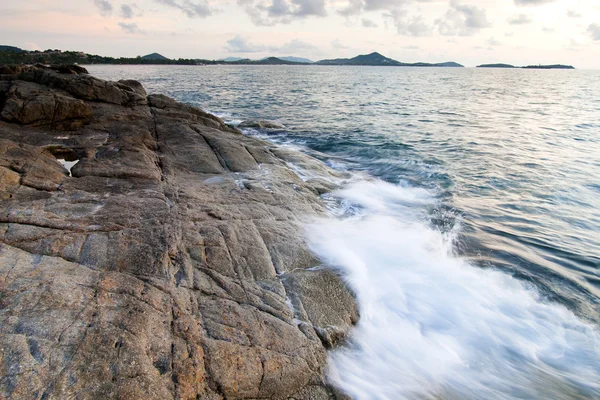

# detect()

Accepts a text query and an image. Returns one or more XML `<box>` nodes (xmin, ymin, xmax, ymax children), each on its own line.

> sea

<box><xmin>89</xmin><ymin>65</ymin><xmax>600</xmax><ymax>400</ymax></box>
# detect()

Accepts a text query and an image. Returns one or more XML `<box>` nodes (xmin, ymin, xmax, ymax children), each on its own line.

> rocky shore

<box><xmin>0</xmin><ymin>65</ymin><xmax>358</xmax><ymax>399</ymax></box>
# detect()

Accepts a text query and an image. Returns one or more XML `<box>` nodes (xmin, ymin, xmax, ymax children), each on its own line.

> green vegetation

<box><xmin>478</xmin><ymin>63</ymin><xmax>575</xmax><ymax>69</ymax></box>
<box><xmin>477</xmin><ymin>63</ymin><xmax>517</xmax><ymax>68</ymax></box>
<box><xmin>316</xmin><ymin>52</ymin><xmax>464</xmax><ymax>67</ymax></box>
<box><xmin>522</xmin><ymin>64</ymin><xmax>575</xmax><ymax>70</ymax></box>
<box><xmin>0</xmin><ymin>48</ymin><xmax>214</xmax><ymax>65</ymax></box>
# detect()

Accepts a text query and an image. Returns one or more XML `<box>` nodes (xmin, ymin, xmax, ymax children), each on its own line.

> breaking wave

<box><xmin>308</xmin><ymin>180</ymin><xmax>600</xmax><ymax>400</ymax></box>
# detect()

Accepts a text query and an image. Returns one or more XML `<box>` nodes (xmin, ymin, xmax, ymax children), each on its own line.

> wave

<box><xmin>307</xmin><ymin>180</ymin><xmax>600</xmax><ymax>400</ymax></box>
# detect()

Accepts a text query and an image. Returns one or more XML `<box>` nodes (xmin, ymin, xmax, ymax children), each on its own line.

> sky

<box><xmin>1</xmin><ymin>0</ymin><xmax>599</xmax><ymax>68</ymax></box>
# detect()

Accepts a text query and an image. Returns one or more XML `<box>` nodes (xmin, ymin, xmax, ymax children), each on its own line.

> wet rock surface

<box><xmin>0</xmin><ymin>65</ymin><xmax>358</xmax><ymax>399</ymax></box>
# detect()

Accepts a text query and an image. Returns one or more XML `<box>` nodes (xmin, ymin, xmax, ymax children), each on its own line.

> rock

<box><xmin>51</xmin><ymin>64</ymin><xmax>89</xmax><ymax>75</ymax></box>
<box><xmin>0</xmin><ymin>65</ymin><xmax>356</xmax><ymax>399</ymax></box>
<box><xmin>0</xmin><ymin>65</ymin><xmax>25</xmax><ymax>76</ymax></box>
<box><xmin>1</xmin><ymin>81</ymin><xmax>93</xmax><ymax>130</ymax></box>
<box><xmin>239</xmin><ymin>119</ymin><xmax>286</xmax><ymax>129</ymax></box>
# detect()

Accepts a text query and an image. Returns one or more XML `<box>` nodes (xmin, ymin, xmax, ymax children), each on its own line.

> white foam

<box><xmin>307</xmin><ymin>179</ymin><xmax>600</xmax><ymax>399</ymax></box>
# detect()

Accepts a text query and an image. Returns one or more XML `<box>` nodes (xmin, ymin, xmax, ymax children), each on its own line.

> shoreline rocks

<box><xmin>0</xmin><ymin>65</ymin><xmax>357</xmax><ymax>399</ymax></box>
<box><xmin>238</xmin><ymin>120</ymin><xmax>286</xmax><ymax>130</ymax></box>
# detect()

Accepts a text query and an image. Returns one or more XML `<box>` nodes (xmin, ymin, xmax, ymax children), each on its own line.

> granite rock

<box><xmin>0</xmin><ymin>65</ymin><xmax>357</xmax><ymax>399</ymax></box>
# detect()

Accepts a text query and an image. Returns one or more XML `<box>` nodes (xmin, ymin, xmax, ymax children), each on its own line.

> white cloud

<box><xmin>488</xmin><ymin>37</ymin><xmax>502</xmax><ymax>46</ymax></box>
<box><xmin>155</xmin><ymin>0</ymin><xmax>213</xmax><ymax>18</ymax></box>
<box><xmin>224</xmin><ymin>35</ymin><xmax>322</xmax><ymax>54</ymax></box>
<box><xmin>514</xmin><ymin>0</ymin><xmax>556</xmax><ymax>5</ymax></box>
<box><xmin>94</xmin><ymin>0</ymin><xmax>113</xmax><ymax>16</ymax></box>
<box><xmin>225</xmin><ymin>35</ymin><xmax>265</xmax><ymax>52</ymax></box>
<box><xmin>508</xmin><ymin>14</ymin><xmax>532</xmax><ymax>25</ymax></box>
<box><xmin>362</xmin><ymin>18</ymin><xmax>378</xmax><ymax>28</ymax></box>
<box><xmin>436</xmin><ymin>1</ymin><xmax>491</xmax><ymax>36</ymax></box>
<box><xmin>118</xmin><ymin>22</ymin><xmax>144</xmax><ymax>33</ymax></box>
<box><xmin>588</xmin><ymin>23</ymin><xmax>600</xmax><ymax>41</ymax></box>
<box><xmin>237</xmin><ymin>0</ymin><xmax>326</xmax><ymax>26</ymax></box>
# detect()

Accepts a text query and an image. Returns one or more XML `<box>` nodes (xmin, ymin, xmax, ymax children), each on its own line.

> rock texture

<box><xmin>0</xmin><ymin>65</ymin><xmax>358</xmax><ymax>399</ymax></box>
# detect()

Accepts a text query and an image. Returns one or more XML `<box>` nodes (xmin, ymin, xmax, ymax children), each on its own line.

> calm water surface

<box><xmin>90</xmin><ymin>65</ymin><xmax>600</xmax><ymax>399</ymax></box>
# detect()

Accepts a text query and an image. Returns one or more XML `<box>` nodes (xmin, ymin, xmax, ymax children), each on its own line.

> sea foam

<box><xmin>307</xmin><ymin>180</ymin><xmax>600</xmax><ymax>400</ymax></box>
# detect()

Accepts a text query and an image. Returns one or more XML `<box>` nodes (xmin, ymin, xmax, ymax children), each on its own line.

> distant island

<box><xmin>0</xmin><ymin>46</ymin><xmax>464</xmax><ymax>68</ymax></box>
<box><xmin>478</xmin><ymin>63</ymin><xmax>575</xmax><ymax>69</ymax></box>
<box><xmin>316</xmin><ymin>52</ymin><xmax>463</xmax><ymax>67</ymax></box>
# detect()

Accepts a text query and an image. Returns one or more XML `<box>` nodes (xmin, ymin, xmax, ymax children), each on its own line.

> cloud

<box><xmin>567</xmin><ymin>10</ymin><xmax>581</xmax><ymax>18</ymax></box>
<box><xmin>384</xmin><ymin>9</ymin><xmax>431</xmax><ymax>36</ymax></box>
<box><xmin>24</xmin><ymin>42</ymin><xmax>42</xmax><ymax>51</ymax></box>
<box><xmin>224</xmin><ymin>35</ymin><xmax>319</xmax><ymax>54</ymax></box>
<box><xmin>588</xmin><ymin>24</ymin><xmax>600</xmax><ymax>41</ymax></box>
<box><xmin>331</xmin><ymin>38</ymin><xmax>349</xmax><ymax>49</ymax></box>
<box><xmin>487</xmin><ymin>37</ymin><xmax>502</xmax><ymax>46</ymax></box>
<box><xmin>514</xmin><ymin>0</ymin><xmax>555</xmax><ymax>5</ymax></box>
<box><xmin>337</xmin><ymin>0</ymin><xmax>429</xmax><ymax>17</ymax></box>
<box><xmin>276</xmin><ymin>39</ymin><xmax>320</xmax><ymax>54</ymax></box>
<box><xmin>508</xmin><ymin>14</ymin><xmax>532</xmax><ymax>25</ymax></box>
<box><xmin>121</xmin><ymin>4</ymin><xmax>134</xmax><ymax>18</ymax></box>
<box><xmin>237</xmin><ymin>0</ymin><xmax>326</xmax><ymax>25</ymax></box>
<box><xmin>94</xmin><ymin>0</ymin><xmax>113</xmax><ymax>16</ymax></box>
<box><xmin>338</xmin><ymin>0</ymin><xmax>362</xmax><ymax>17</ymax></box>
<box><xmin>155</xmin><ymin>0</ymin><xmax>213</xmax><ymax>18</ymax></box>
<box><xmin>435</xmin><ymin>1</ymin><xmax>490</xmax><ymax>36</ymax></box>
<box><xmin>364</xmin><ymin>0</ymin><xmax>408</xmax><ymax>12</ymax></box>
<box><xmin>118</xmin><ymin>22</ymin><xmax>144</xmax><ymax>33</ymax></box>
<box><xmin>566</xmin><ymin>38</ymin><xmax>580</xmax><ymax>51</ymax></box>
<box><xmin>362</xmin><ymin>18</ymin><xmax>378</xmax><ymax>28</ymax></box>
<box><xmin>225</xmin><ymin>35</ymin><xmax>265</xmax><ymax>52</ymax></box>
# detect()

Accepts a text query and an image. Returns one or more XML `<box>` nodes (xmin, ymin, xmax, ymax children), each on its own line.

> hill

<box><xmin>278</xmin><ymin>56</ymin><xmax>313</xmax><ymax>64</ymax></box>
<box><xmin>141</xmin><ymin>53</ymin><xmax>169</xmax><ymax>60</ymax></box>
<box><xmin>220</xmin><ymin>57</ymin><xmax>244</xmax><ymax>62</ymax></box>
<box><xmin>477</xmin><ymin>63</ymin><xmax>516</xmax><ymax>68</ymax></box>
<box><xmin>522</xmin><ymin>64</ymin><xmax>574</xmax><ymax>70</ymax></box>
<box><xmin>0</xmin><ymin>45</ymin><xmax>24</xmax><ymax>53</ymax></box>
<box><xmin>316</xmin><ymin>52</ymin><xmax>463</xmax><ymax>67</ymax></box>
<box><xmin>317</xmin><ymin>52</ymin><xmax>400</xmax><ymax>66</ymax></box>
<box><xmin>228</xmin><ymin>57</ymin><xmax>306</xmax><ymax>65</ymax></box>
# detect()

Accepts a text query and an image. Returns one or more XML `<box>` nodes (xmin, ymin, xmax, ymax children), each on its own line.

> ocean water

<box><xmin>90</xmin><ymin>65</ymin><xmax>600</xmax><ymax>399</ymax></box>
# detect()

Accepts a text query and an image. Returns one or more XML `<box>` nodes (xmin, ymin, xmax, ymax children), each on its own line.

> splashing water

<box><xmin>308</xmin><ymin>180</ymin><xmax>600</xmax><ymax>400</ymax></box>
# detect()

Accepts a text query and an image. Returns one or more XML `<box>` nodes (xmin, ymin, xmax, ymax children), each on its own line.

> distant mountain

<box><xmin>227</xmin><ymin>57</ymin><xmax>305</xmax><ymax>65</ymax></box>
<box><xmin>316</xmin><ymin>52</ymin><xmax>464</xmax><ymax>67</ymax></box>
<box><xmin>410</xmin><ymin>61</ymin><xmax>464</xmax><ymax>68</ymax></box>
<box><xmin>278</xmin><ymin>56</ymin><xmax>313</xmax><ymax>64</ymax></box>
<box><xmin>477</xmin><ymin>63</ymin><xmax>516</xmax><ymax>68</ymax></box>
<box><xmin>317</xmin><ymin>52</ymin><xmax>400</xmax><ymax>66</ymax></box>
<box><xmin>220</xmin><ymin>57</ymin><xmax>244</xmax><ymax>62</ymax></box>
<box><xmin>142</xmin><ymin>53</ymin><xmax>169</xmax><ymax>60</ymax></box>
<box><xmin>0</xmin><ymin>45</ymin><xmax>25</xmax><ymax>53</ymax></box>
<box><xmin>522</xmin><ymin>64</ymin><xmax>574</xmax><ymax>70</ymax></box>
<box><xmin>478</xmin><ymin>63</ymin><xmax>574</xmax><ymax>70</ymax></box>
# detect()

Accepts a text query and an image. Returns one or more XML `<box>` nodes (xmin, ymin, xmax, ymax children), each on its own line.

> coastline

<box><xmin>0</xmin><ymin>65</ymin><xmax>357</xmax><ymax>399</ymax></box>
